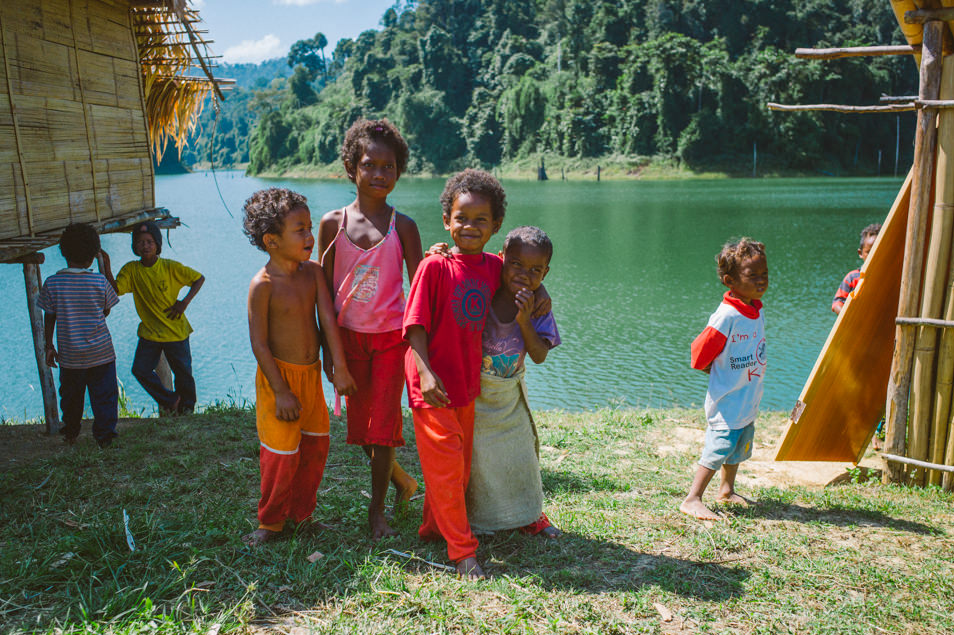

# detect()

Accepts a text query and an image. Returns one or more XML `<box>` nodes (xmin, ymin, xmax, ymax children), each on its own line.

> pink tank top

<box><xmin>324</xmin><ymin>208</ymin><xmax>406</xmax><ymax>333</ymax></box>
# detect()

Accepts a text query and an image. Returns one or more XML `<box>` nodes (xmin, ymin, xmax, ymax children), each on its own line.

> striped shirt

<box><xmin>832</xmin><ymin>269</ymin><xmax>861</xmax><ymax>313</ymax></box>
<box><xmin>37</xmin><ymin>268</ymin><xmax>119</xmax><ymax>369</ymax></box>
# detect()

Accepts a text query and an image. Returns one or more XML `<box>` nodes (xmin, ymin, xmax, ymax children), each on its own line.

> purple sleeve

<box><xmin>531</xmin><ymin>311</ymin><xmax>561</xmax><ymax>348</ymax></box>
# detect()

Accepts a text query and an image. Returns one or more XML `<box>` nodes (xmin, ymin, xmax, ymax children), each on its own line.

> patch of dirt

<box><xmin>0</xmin><ymin>418</ymin><xmax>152</xmax><ymax>469</ymax></box>
<box><xmin>653</xmin><ymin>424</ymin><xmax>883</xmax><ymax>489</ymax></box>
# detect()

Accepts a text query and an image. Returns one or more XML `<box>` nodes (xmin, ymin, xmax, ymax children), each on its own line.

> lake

<box><xmin>0</xmin><ymin>171</ymin><xmax>904</xmax><ymax>419</ymax></box>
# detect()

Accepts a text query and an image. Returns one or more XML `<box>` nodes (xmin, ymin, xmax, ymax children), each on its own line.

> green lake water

<box><xmin>0</xmin><ymin>172</ymin><xmax>905</xmax><ymax>419</ymax></box>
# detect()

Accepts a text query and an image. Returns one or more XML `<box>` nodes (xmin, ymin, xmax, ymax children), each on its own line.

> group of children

<box><xmin>38</xmin><ymin>114</ymin><xmax>881</xmax><ymax>576</ymax></box>
<box><xmin>240</xmin><ymin>119</ymin><xmax>560</xmax><ymax>577</ymax></box>
<box><xmin>39</xmin><ymin>220</ymin><xmax>203</xmax><ymax>448</ymax></box>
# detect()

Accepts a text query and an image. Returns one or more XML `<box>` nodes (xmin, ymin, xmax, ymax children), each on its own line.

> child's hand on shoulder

<box><xmin>425</xmin><ymin>242</ymin><xmax>452</xmax><ymax>259</ymax></box>
<box><xmin>275</xmin><ymin>390</ymin><xmax>302</xmax><ymax>421</ymax></box>
<box><xmin>531</xmin><ymin>286</ymin><xmax>551</xmax><ymax>317</ymax></box>
<box><xmin>333</xmin><ymin>366</ymin><xmax>357</xmax><ymax>397</ymax></box>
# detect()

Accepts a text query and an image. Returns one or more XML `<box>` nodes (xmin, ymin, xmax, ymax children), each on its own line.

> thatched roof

<box><xmin>130</xmin><ymin>0</ymin><xmax>227</xmax><ymax>162</ymax></box>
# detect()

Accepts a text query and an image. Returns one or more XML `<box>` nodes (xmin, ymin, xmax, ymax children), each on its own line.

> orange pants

<box><xmin>256</xmin><ymin>359</ymin><xmax>330</xmax><ymax>531</ymax></box>
<box><xmin>413</xmin><ymin>403</ymin><xmax>478</xmax><ymax>562</ymax></box>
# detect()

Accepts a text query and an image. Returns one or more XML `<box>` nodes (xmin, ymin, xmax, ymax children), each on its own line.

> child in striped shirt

<box><xmin>38</xmin><ymin>224</ymin><xmax>120</xmax><ymax>448</ymax></box>
<box><xmin>831</xmin><ymin>223</ymin><xmax>880</xmax><ymax>315</ymax></box>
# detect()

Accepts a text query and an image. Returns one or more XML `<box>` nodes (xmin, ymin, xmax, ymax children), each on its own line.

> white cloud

<box><xmin>222</xmin><ymin>34</ymin><xmax>283</xmax><ymax>64</ymax></box>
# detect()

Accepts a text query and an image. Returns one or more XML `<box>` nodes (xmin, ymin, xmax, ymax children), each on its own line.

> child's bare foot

<box><xmin>242</xmin><ymin>528</ymin><xmax>281</xmax><ymax>547</ymax></box>
<box><xmin>294</xmin><ymin>517</ymin><xmax>332</xmax><ymax>534</ymax></box>
<box><xmin>715</xmin><ymin>493</ymin><xmax>754</xmax><ymax>507</ymax></box>
<box><xmin>456</xmin><ymin>557</ymin><xmax>485</xmax><ymax>579</ymax></box>
<box><xmin>872</xmin><ymin>436</ymin><xmax>883</xmax><ymax>451</ymax></box>
<box><xmin>393</xmin><ymin>475</ymin><xmax>418</xmax><ymax>510</ymax></box>
<box><xmin>369</xmin><ymin>511</ymin><xmax>398</xmax><ymax>540</ymax></box>
<box><xmin>680</xmin><ymin>498</ymin><xmax>721</xmax><ymax>521</ymax></box>
<box><xmin>540</xmin><ymin>525</ymin><xmax>562</xmax><ymax>539</ymax></box>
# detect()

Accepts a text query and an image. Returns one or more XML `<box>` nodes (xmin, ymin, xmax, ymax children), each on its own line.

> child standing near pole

<box><xmin>101</xmin><ymin>221</ymin><xmax>204</xmax><ymax>415</ymax></box>
<box><xmin>318</xmin><ymin>119</ymin><xmax>422</xmax><ymax>540</ymax></box>
<box><xmin>404</xmin><ymin>169</ymin><xmax>506</xmax><ymax>578</ymax></box>
<box><xmin>38</xmin><ymin>223</ymin><xmax>120</xmax><ymax>448</ymax></box>
<box><xmin>242</xmin><ymin>187</ymin><xmax>356</xmax><ymax>546</ymax></box>
<box><xmin>681</xmin><ymin>238</ymin><xmax>768</xmax><ymax>521</ymax></box>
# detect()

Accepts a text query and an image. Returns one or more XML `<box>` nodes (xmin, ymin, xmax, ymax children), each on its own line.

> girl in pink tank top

<box><xmin>317</xmin><ymin>118</ymin><xmax>423</xmax><ymax>540</ymax></box>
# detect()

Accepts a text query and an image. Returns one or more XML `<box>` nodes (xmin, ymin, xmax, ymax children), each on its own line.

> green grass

<box><xmin>1</xmin><ymin>407</ymin><xmax>952</xmax><ymax>634</ymax></box>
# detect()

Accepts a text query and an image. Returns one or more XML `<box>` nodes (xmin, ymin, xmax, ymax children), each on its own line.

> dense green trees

<box><xmin>239</xmin><ymin>0</ymin><xmax>917</xmax><ymax>175</ymax></box>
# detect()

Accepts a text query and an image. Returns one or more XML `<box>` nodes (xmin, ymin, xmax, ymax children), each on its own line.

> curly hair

<box><xmin>59</xmin><ymin>223</ymin><xmax>101</xmax><ymax>265</ymax></box>
<box><xmin>503</xmin><ymin>226</ymin><xmax>553</xmax><ymax>263</ymax></box>
<box><xmin>440</xmin><ymin>169</ymin><xmax>507</xmax><ymax>221</ymax></box>
<box><xmin>242</xmin><ymin>187</ymin><xmax>310</xmax><ymax>251</ymax></box>
<box><xmin>716</xmin><ymin>237</ymin><xmax>766</xmax><ymax>281</ymax></box>
<box><xmin>340</xmin><ymin>118</ymin><xmax>409</xmax><ymax>181</ymax></box>
<box><xmin>859</xmin><ymin>223</ymin><xmax>881</xmax><ymax>249</ymax></box>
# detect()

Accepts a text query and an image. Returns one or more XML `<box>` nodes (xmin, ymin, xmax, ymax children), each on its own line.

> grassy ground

<box><xmin>1</xmin><ymin>406</ymin><xmax>952</xmax><ymax>634</ymax></box>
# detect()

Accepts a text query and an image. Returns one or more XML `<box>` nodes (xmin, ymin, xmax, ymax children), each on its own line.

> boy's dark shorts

<box><xmin>699</xmin><ymin>422</ymin><xmax>755</xmax><ymax>470</ymax></box>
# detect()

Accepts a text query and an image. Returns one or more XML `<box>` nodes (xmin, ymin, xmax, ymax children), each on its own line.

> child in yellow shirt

<box><xmin>102</xmin><ymin>221</ymin><xmax>204</xmax><ymax>414</ymax></box>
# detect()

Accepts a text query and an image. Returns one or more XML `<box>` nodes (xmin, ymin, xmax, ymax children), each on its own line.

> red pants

<box><xmin>256</xmin><ymin>359</ymin><xmax>330</xmax><ymax>531</ymax></box>
<box><xmin>413</xmin><ymin>403</ymin><xmax>478</xmax><ymax>562</ymax></box>
<box><xmin>341</xmin><ymin>328</ymin><xmax>406</xmax><ymax>447</ymax></box>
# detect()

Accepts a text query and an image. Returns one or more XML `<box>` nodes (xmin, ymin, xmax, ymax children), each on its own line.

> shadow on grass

<box><xmin>736</xmin><ymin>499</ymin><xmax>941</xmax><ymax>535</ymax></box>
<box><xmin>479</xmin><ymin>532</ymin><xmax>749</xmax><ymax>600</ymax></box>
<box><xmin>541</xmin><ymin>469</ymin><xmax>631</xmax><ymax>494</ymax></box>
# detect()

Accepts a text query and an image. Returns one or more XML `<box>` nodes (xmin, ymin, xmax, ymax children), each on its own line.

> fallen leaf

<box><xmin>653</xmin><ymin>603</ymin><xmax>674</xmax><ymax>622</ymax></box>
<box><xmin>307</xmin><ymin>551</ymin><xmax>324</xmax><ymax>563</ymax></box>
<box><xmin>51</xmin><ymin>552</ymin><xmax>76</xmax><ymax>569</ymax></box>
<box><xmin>360</xmin><ymin>490</ymin><xmax>372</xmax><ymax>499</ymax></box>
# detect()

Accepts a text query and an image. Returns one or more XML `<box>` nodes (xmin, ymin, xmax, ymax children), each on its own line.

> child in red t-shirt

<box><xmin>403</xmin><ymin>169</ymin><xmax>506</xmax><ymax>579</ymax></box>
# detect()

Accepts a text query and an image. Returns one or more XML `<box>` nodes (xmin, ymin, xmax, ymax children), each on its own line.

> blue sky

<box><xmin>193</xmin><ymin>0</ymin><xmax>397</xmax><ymax>64</ymax></box>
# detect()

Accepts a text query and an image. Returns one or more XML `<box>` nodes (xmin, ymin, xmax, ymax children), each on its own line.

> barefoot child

<box><xmin>242</xmin><ymin>188</ymin><xmax>356</xmax><ymax>546</ymax></box>
<box><xmin>466</xmin><ymin>226</ymin><xmax>562</xmax><ymax>538</ymax></box>
<box><xmin>318</xmin><ymin>119</ymin><xmax>422</xmax><ymax>540</ymax></box>
<box><xmin>681</xmin><ymin>238</ymin><xmax>767</xmax><ymax>521</ymax></box>
<box><xmin>101</xmin><ymin>221</ymin><xmax>204</xmax><ymax>415</ymax></box>
<box><xmin>38</xmin><ymin>224</ymin><xmax>120</xmax><ymax>448</ymax></box>
<box><xmin>404</xmin><ymin>169</ymin><xmax>506</xmax><ymax>578</ymax></box>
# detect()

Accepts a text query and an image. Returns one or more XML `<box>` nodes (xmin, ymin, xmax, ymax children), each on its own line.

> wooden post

<box><xmin>21</xmin><ymin>258</ymin><xmax>60</xmax><ymax>434</ymax></box>
<box><xmin>909</xmin><ymin>56</ymin><xmax>954</xmax><ymax>486</ymax></box>
<box><xmin>884</xmin><ymin>20</ymin><xmax>945</xmax><ymax>485</ymax></box>
<box><xmin>596</xmin><ymin>165</ymin><xmax>601</xmax><ymax>181</ymax></box>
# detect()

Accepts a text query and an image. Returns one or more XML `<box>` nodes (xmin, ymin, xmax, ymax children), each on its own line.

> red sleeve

<box><xmin>402</xmin><ymin>256</ymin><xmax>438</xmax><ymax>339</ymax></box>
<box><xmin>690</xmin><ymin>326</ymin><xmax>727</xmax><ymax>370</ymax></box>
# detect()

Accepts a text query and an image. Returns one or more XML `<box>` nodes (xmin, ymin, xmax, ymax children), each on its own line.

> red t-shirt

<box><xmin>403</xmin><ymin>252</ymin><xmax>502</xmax><ymax>408</ymax></box>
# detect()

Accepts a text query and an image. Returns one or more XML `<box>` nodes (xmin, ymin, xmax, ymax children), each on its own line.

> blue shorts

<box><xmin>699</xmin><ymin>423</ymin><xmax>755</xmax><ymax>470</ymax></box>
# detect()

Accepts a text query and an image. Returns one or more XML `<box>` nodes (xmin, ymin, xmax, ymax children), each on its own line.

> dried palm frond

<box><xmin>130</xmin><ymin>1</ymin><xmax>220</xmax><ymax>162</ymax></box>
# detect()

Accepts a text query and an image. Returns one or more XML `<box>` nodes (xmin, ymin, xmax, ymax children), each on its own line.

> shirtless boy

<box><xmin>242</xmin><ymin>187</ymin><xmax>356</xmax><ymax>546</ymax></box>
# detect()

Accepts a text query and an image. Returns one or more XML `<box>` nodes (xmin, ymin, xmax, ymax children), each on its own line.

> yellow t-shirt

<box><xmin>116</xmin><ymin>258</ymin><xmax>202</xmax><ymax>342</ymax></box>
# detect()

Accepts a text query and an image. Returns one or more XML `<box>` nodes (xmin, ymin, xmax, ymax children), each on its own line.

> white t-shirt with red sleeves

<box><xmin>690</xmin><ymin>292</ymin><xmax>766</xmax><ymax>430</ymax></box>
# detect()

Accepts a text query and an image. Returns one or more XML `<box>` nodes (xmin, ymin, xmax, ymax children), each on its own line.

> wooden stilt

<box><xmin>884</xmin><ymin>20</ymin><xmax>945</xmax><ymax>485</ymax></box>
<box><xmin>22</xmin><ymin>259</ymin><xmax>60</xmax><ymax>434</ymax></box>
<box><xmin>908</xmin><ymin>55</ymin><xmax>954</xmax><ymax>486</ymax></box>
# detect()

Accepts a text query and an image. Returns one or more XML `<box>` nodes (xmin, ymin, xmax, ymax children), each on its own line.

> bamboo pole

<box><xmin>794</xmin><ymin>45</ymin><xmax>918</xmax><ymax>59</ymax></box>
<box><xmin>882</xmin><ymin>94</ymin><xmax>919</xmax><ymax>103</ymax></box>
<box><xmin>905</xmin><ymin>7</ymin><xmax>954</xmax><ymax>23</ymax></box>
<box><xmin>909</xmin><ymin>57</ymin><xmax>954</xmax><ymax>486</ymax></box>
<box><xmin>767</xmin><ymin>103</ymin><xmax>915</xmax><ymax>113</ymax></box>
<box><xmin>22</xmin><ymin>260</ymin><xmax>60</xmax><ymax>434</ymax></box>
<box><xmin>884</xmin><ymin>20</ymin><xmax>945</xmax><ymax>485</ymax></box>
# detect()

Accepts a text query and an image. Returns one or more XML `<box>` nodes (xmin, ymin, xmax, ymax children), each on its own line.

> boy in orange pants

<box><xmin>404</xmin><ymin>169</ymin><xmax>508</xmax><ymax>578</ymax></box>
<box><xmin>242</xmin><ymin>187</ymin><xmax>356</xmax><ymax>546</ymax></box>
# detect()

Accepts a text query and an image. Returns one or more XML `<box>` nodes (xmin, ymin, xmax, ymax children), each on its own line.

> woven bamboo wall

<box><xmin>0</xmin><ymin>0</ymin><xmax>154</xmax><ymax>242</ymax></box>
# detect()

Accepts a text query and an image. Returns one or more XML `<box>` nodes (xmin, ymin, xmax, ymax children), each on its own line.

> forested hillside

<box><xmin>242</xmin><ymin>0</ymin><xmax>917</xmax><ymax>176</ymax></box>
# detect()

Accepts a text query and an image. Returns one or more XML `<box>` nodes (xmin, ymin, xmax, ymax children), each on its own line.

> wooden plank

<box><xmin>885</xmin><ymin>20</ymin><xmax>946</xmax><ymax>483</ymax></box>
<box><xmin>794</xmin><ymin>45</ymin><xmax>918</xmax><ymax>59</ymax></box>
<box><xmin>775</xmin><ymin>171</ymin><xmax>912</xmax><ymax>462</ymax></box>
